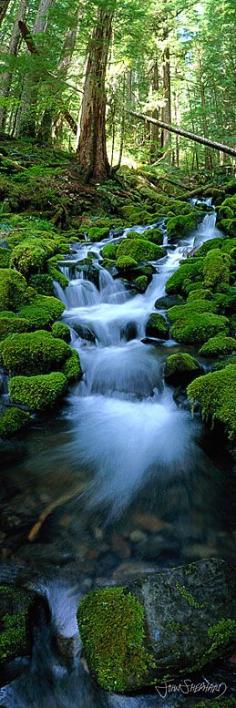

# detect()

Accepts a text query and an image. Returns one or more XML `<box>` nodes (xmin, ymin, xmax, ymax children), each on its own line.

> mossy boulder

<box><xmin>78</xmin><ymin>559</ymin><xmax>236</xmax><ymax>692</ymax></box>
<box><xmin>199</xmin><ymin>335</ymin><xmax>236</xmax><ymax>358</ymax></box>
<box><xmin>203</xmin><ymin>249</ymin><xmax>231</xmax><ymax>292</ymax></box>
<box><xmin>164</xmin><ymin>353</ymin><xmax>202</xmax><ymax>385</ymax></box>
<box><xmin>0</xmin><ymin>407</ymin><xmax>30</xmax><ymax>438</ymax></box>
<box><xmin>187</xmin><ymin>288</ymin><xmax>212</xmax><ymax>302</ymax></box>
<box><xmin>101</xmin><ymin>242</ymin><xmax>118</xmax><ymax>260</ymax></box>
<box><xmin>47</xmin><ymin>256</ymin><xmax>69</xmax><ymax>289</ymax></box>
<box><xmin>218</xmin><ymin>195</ymin><xmax>236</xmax><ymax>220</ymax></box>
<box><xmin>0</xmin><ymin>315</ymin><xmax>31</xmax><ymax>341</ymax></box>
<box><xmin>9</xmin><ymin>372</ymin><xmax>67</xmax><ymax>411</ymax></box>
<box><xmin>116</xmin><ymin>256</ymin><xmax>138</xmax><ymax>273</ymax></box>
<box><xmin>167</xmin><ymin>213</ymin><xmax>197</xmax><ymax>241</ymax></box>
<box><xmin>117</xmin><ymin>238</ymin><xmax>163</xmax><ymax>264</ymax></box>
<box><xmin>171</xmin><ymin>313</ymin><xmax>228</xmax><ymax>345</ymax></box>
<box><xmin>0</xmin><ymin>330</ymin><xmax>70</xmax><ymax>375</ymax></box>
<box><xmin>166</xmin><ymin>260</ymin><xmax>203</xmax><ymax>295</ymax></box>
<box><xmin>0</xmin><ymin>268</ymin><xmax>28</xmax><ymax>311</ymax></box>
<box><xmin>51</xmin><ymin>321</ymin><xmax>71</xmax><ymax>343</ymax></box>
<box><xmin>127</xmin><ymin>228</ymin><xmax>163</xmax><ymax>246</ymax></box>
<box><xmin>146</xmin><ymin>313</ymin><xmax>169</xmax><ymax>339</ymax></box>
<box><xmin>134</xmin><ymin>276</ymin><xmax>149</xmax><ymax>293</ymax></box>
<box><xmin>155</xmin><ymin>294</ymin><xmax>184</xmax><ymax>310</ymax></box>
<box><xmin>18</xmin><ymin>295</ymin><xmax>64</xmax><ymax>330</ymax></box>
<box><xmin>29</xmin><ymin>274</ymin><xmax>54</xmax><ymax>296</ymax></box>
<box><xmin>10</xmin><ymin>240</ymin><xmax>48</xmax><ymax>277</ymax></box>
<box><xmin>0</xmin><ymin>585</ymin><xmax>39</xmax><ymax>671</ymax></box>
<box><xmin>187</xmin><ymin>364</ymin><xmax>236</xmax><ymax>439</ymax></box>
<box><xmin>167</xmin><ymin>299</ymin><xmax>217</xmax><ymax>324</ymax></box>
<box><xmin>62</xmin><ymin>349</ymin><xmax>82</xmax><ymax>383</ymax></box>
<box><xmin>87</xmin><ymin>226</ymin><xmax>110</xmax><ymax>242</ymax></box>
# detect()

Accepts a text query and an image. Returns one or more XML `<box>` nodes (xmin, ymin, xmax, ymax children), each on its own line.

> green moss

<box><xmin>116</xmin><ymin>255</ymin><xmax>138</xmax><ymax>271</ymax></box>
<box><xmin>0</xmin><ymin>330</ymin><xmax>70</xmax><ymax>375</ymax></box>
<box><xmin>187</xmin><ymin>289</ymin><xmax>212</xmax><ymax>301</ymax></box>
<box><xmin>141</xmin><ymin>228</ymin><xmax>163</xmax><ymax>245</ymax></box>
<box><xmin>9</xmin><ymin>371</ymin><xmax>67</xmax><ymax>411</ymax></box>
<box><xmin>0</xmin><ymin>316</ymin><xmax>31</xmax><ymax>341</ymax></box>
<box><xmin>78</xmin><ymin>587</ymin><xmax>153</xmax><ymax>692</ymax></box>
<box><xmin>218</xmin><ymin>195</ymin><xmax>236</xmax><ymax>220</ymax></box>
<box><xmin>146</xmin><ymin>313</ymin><xmax>169</xmax><ymax>339</ymax></box>
<box><xmin>195</xmin><ymin>237</ymin><xmax>225</xmax><ymax>257</ymax></box>
<box><xmin>117</xmin><ymin>238</ymin><xmax>163</xmax><ymax>263</ymax></box>
<box><xmin>0</xmin><ymin>249</ymin><xmax>11</xmax><ymax>268</ymax></box>
<box><xmin>18</xmin><ymin>295</ymin><xmax>64</xmax><ymax>330</ymax></box>
<box><xmin>52</xmin><ymin>321</ymin><xmax>71</xmax><ymax>342</ymax></box>
<box><xmin>87</xmin><ymin>226</ymin><xmax>110</xmax><ymax>242</ymax></box>
<box><xmin>166</xmin><ymin>259</ymin><xmax>203</xmax><ymax>295</ymax></box>
<box><xmin>10</xmin><ymin>240</ymin><xmax>48</xmax><ymax>277</ymax></box>
<box><xmin>101</xmin><ymin>242</ymin><xmax>118</xmax><ymax>260</ymax></box>
<box><xmin>62</xmin><ymin>349</ymin><xmax>82</xmax><ymax>383</ymax></box>
<box><xmin>0</xmin><ymin>268</ymin><xmax>28</xmax><ymax>311</ymax></box>
<box><xmin>175</xmin><ymin>581</ymin><xmax>204</xmax><ymax>609</ymax></box>
<box><xmin>134</xmin><ymin>275</ymin><xmax>149</xmax><ymax>292</ymax></box>
<box><xmin>0</xmin><ymin>586</ymin><xmax>33</xmax><ymax>664</ymax></box>
<box><xmin>171</xmin><ymin>312</ymin><xmax>228</xmax><ymax>344</ymax></box>
<box><xmin>47</xmin><ymin>256</ymin><xmax>69</xmax><ymax>288</ymax></box>
<box><xmin>208</xmin><ymin>618</ymin><xmax>236</xmax><ymax>648</ymax></box>
<box><xmin>199</xmin><ymin>335</ymin><xmax>236</xmax><ymax>357</ymax></box>
<box><xmin>167</xmin><ymin>213</ymin><xmax>197</xmax><ymax>240</ymax></box>
<box><xmin>165</xmin><ymin>353</ymin><xmax>201</xmax><ymax>384</ymax></box>
<box><xmin>168</xmin><ymin>299</ymin><xmax>217</xmax><ymax>324</ymax></box>
<box><xmin>30</xmin><ymin>274</ymin><xmax>54</xmax><ymax>295</ymax></box>
<box><xmin>187</xmin><ymin>364</ymin><xmax>236</xmax><ymax>439</ymax></box>
<box><xmin>213</xmin><ymin>287</ymin><xmax>236</xmax><ymax>315</ymax></box>
<box><xmin>203</xmin><ymin>249</ymin><xmax>230</xmax><ymax>292</ymax></box>
<box><xmin>0</xmin><ymin>407</ymin><xmax>30</xmax><ymax>438</ymax></box>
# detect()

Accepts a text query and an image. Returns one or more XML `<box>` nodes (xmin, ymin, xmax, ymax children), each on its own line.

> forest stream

<box><xmin>1</xmin><ymin>201</ymin><xmax>236</xmax><ymax>706</ymax></box>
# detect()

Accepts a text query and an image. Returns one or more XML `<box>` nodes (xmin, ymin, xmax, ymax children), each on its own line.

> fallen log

<box><xmin>128</xmin><ymin>110</ymin><xmax>236</xmax><ymax>159</ymax></box>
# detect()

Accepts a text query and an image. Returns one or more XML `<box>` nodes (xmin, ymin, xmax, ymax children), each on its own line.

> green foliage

<box><xmin>78</xmin><ymin>587</ymin><xmax>153</xmax><ymax>692</ymax></box>
<box><xmin>199</xmin><ymin>335</ymin><xmax>236</xmax><ymax>357</ymax></box>
<box><xmin>0</xmin><ymin>330</ymin><xmax>70</xmax><ymax>375</ymax></box>
<box><xmin>0</xmin><ymin>407</ymin><xmax>30</xmax><ymax>438</ymax></box>
<box><xmin>187</xmin><ymin>365</ymin><xmax>236</xmax><ymax>439</ymax></box>
<box><xmin>9</xmin><ymin>372</ymin><xmax>67</xmax><ymax>411</ymax></box>
<box><xmin>0</xmin><ymin>249</ymin><xmax>11</xmax><ymax>268</ymax></box>
<box><xmin>29</xmin><ymin>274</ymin><xmax>54</xmax><ymax>295</ymax></box>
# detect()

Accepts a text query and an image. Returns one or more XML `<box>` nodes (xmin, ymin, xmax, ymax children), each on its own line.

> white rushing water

<box><xmin>53</xmin><ymin>206</ymin><xmax>223</xmax><ymax>516</ymax></box>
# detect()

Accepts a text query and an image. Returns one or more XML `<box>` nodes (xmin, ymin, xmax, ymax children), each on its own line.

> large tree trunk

<box><xmin>0</xmin><ymin>0</ymin><xmax>10</xmax><ymax>26</ymax></box>
<box><xmin>128</xmin><ymin>110</ymin><xmax>236</xmax><ymax>158</ymax></box>
<box><xmin>0</xmin><ymin>0</ymin><xmax>28</xmax><ymax>132</ymax></box>
<box><xmin>15</xmin><ymin>0</ymin><xmax>54</xmax><ymax>137</ymax></box>
<box><xmin>77</xmin><ymin>3</ymin><xmax>115</xmax><ymax>181</ymax></box>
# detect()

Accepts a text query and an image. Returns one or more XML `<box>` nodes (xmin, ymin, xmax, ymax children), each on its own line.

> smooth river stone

<box><xmin>78</xmin><ymin>558</ymin><xmax>236</xmax><ymax>692</ymax></box>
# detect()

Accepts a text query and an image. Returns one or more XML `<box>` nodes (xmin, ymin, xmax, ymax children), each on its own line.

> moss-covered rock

<box><xmin>166</xmin><ymin>259</ymin><xmax>203</xmax><ymax>295</ymax></box>
<box><xmin>146</xmin><ymin>313</ymin><xmax>169</xmax><ymax>339</ymax></box>
<box><xmin>62</xmin><ymin>349</ymin><xmax>82</xmax><ymax>383</ymax></box>
<box><xmin>0</xmin><ymin>330</ymin><xmax>70</xmax><ymax>375</ymax></box>
<box><xmin>0</xmin><ymin>585</ymin><xmax>37</xmax><ymax>669</ymax></box>
<box><xmin>187</xmin><ymin>364</ymin><xmax>236</xmax><ymax>439</ymax></box>
<box><xmin>0</xmin><ymin>268</ymin><xmax>28</xmax><ymax>311</ymax></box>
<box><xmin>101</xmin><ymin>242</ymin><xmax>118</xmax><ymax>260</ymax></box>
<box><xmin>187</xmin><ymin>288</ymin><xmax>212</xmax><ymax>301</ymax></box>
<box><xmin>78</xmin><ymin>559</ymin><xmax>236</xmax><ymax>692</ymax></box>
<box><xmin>134</xmin><ymin>275</ymin><xmax>149</xmax><ymax>292</ymax></box>
<box><xmin>199</xmin><ymin>335</ymin><xmax>236</xmax><ymax>358</ymax></box>
<box><xmin>116</xmin><ymin>256</ymin><xmax>138</xmax><ymax>272</ymax></box>
<box><xmin>164</xmin><ymin>353</ymin><xmax>202</xmax><ymax>385</ymax></box>
<box><xmin>167</xmin><ymin>299</ymin><xmax>217</xmax><ymax>324</ymax></box>
<box><xmin>141</xmin><ymin>227</ymin><xmax>163</xmax><ymax>245</ymax></box>
<box><xmin>47</xmin><ymin>256</ymin><xmax>69</xmax><ymax>289</ymax></box>
<box><xmin>0</xmin><ymin>407</ymin><xmax>30</xmax><ymax>438</ymax></box>
<box><xmin>167</xmin><ymin>213</ymin><xmax>197</xmax><ymax>240</ymax></box>
<box><xmin>0</xmin><ymin>315</ymin><xmax>31</xmax><ymax>341</ymax></box>
<box><xmin>52</xmin><ymin>321</ymin><xmax>71</xmax><ymax>343</ymax></box>
<box><xmin>203</xmin><ymin>249</ymin><xmax>231</xmax><ymax>292</ymax></box>
<box><xmin>9</xmin><ymin>371</ymin><xmax>67</xmax><ymax>411</ymax></box>
<box><xmin>171</xmin><ymin>312</ymin><xmax>228</xmax><ymax>344</ymax></box>
<box><xmin>18</xmin><ymin>295</ymin><xmax>64</xmax><ymax>330</ymax></box>
<box><xmin>155</xmin><ymin>294</ymin><xmax>184</xmax><ymax>309</ymax></box>
<box><xmin>29</xmin><ymin>274</ymin><xmax>54</xmax><ymax>296</ymax></box>
<box><xmin>10</xmin><ymin>240</ymin><xmax>48</xmax><ymax>277</ymax></box>
<box><xmin>87</xmin><ymin>226</ymin><xmax>110</xmax><ymax>242</ymax></box>
<box><xmin>117</xmin><ymin>238</ymin><xmax>163</xmax><ymax>263</ymax></box>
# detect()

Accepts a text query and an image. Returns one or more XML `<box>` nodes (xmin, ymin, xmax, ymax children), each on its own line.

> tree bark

<box><xmin>15</xmin><ymin>0</ymin><xmax>54</xmax><ymax>137</ymax></box>
<box><xmin>0</xmin><ymin>0</ymin><xmax>10</xmax><ymax>26</ymax></box>
<box><xmin>76</xmin><ymin>3</ymin><xmax>116</xmax><ymax>181</ymax></box>
<box><xmin>128</xmin><ymin>110</ymin><xmax>236</xmax><ymax>158</ymax></box>
<box><xmin>0</xmin><ymin>0</ymin><xmax>28</xmax><ymax>132</ymax></box>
